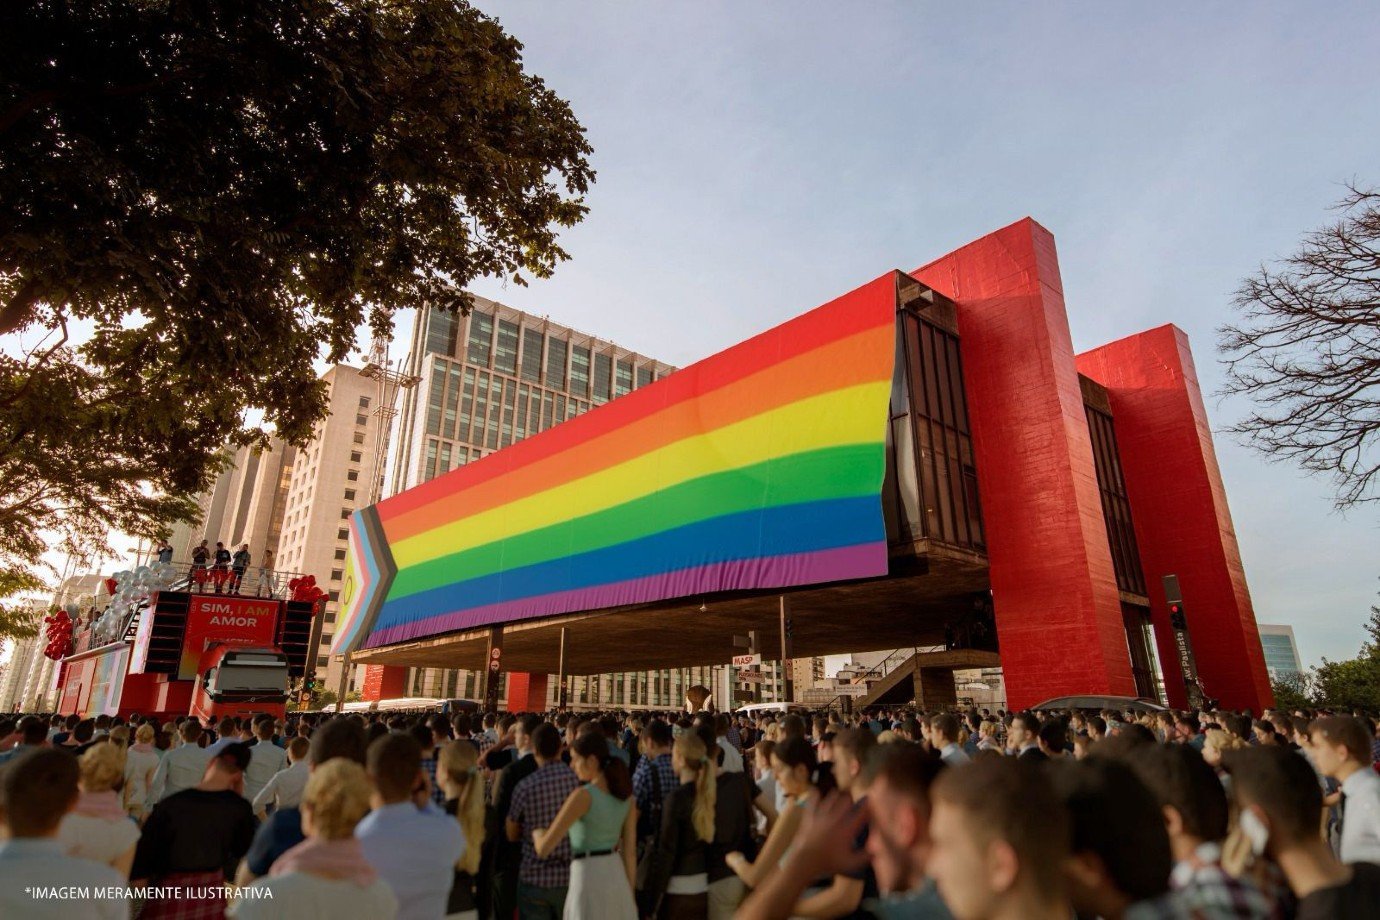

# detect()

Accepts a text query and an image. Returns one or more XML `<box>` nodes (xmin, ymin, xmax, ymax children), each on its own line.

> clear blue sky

<box><xmin>448</xmin><ymin>2</ymin><xmax>1379</xmax><ymax>667</ymax></box>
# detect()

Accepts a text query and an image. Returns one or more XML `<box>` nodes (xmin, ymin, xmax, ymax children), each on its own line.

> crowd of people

<box><xmin>175</xmin><ymin>540</ymin><xmax>275</xmax><ymax>597</ymax></box>
<box><xmin>0</xmin><ymin>701</ymin><xmax>1376</xmax><ymax>919</ymax></box>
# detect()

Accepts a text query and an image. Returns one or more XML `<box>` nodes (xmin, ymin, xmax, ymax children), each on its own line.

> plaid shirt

<box><xmin>421</xmin><ymin>752</ymin><xmax>446</xmax><ymax>806</ymax></box>
<box><xmin>725</xmin><ymin>723</ymin><xmax>744</xmax><ymax>753</ymax></box>
<box><xmin>1169</xmin><ymin>843</ymin><xmax>1276</xmax><ymax>919</ymax></box>
<box><xmin>632</xmin><ymin>752</ymin><xmax>677</xmax><ymax>838</ymax></box>
<box><xmin>508</xmin><ymin>760</ymin><xmax>579</xmax><ymax>888</ymax></box>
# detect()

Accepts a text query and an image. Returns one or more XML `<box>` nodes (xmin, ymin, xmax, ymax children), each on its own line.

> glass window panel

<box><xmin>542</xmin><ymin>393</ymin><xmax>555</xmax><ymax>430</ymax></box>
<box><xmin>636</xmin><ymin>366</ymin><xmax>653</xmax><ymax>388</ymax></box>
<box><xmin>615</xmin><ymin>359</ymin><xmax>633</xmax><ymax>397</ymax></box>
<box><xmin>555</xmin><ymin>395</ymin><xmax>566</xmax><ymax>421</ymax></box>
<box><xmin>593</xmin><ymin>353</ymin><xmax>612</xmax><ymax>402</ymax></box>
<box><xmin>891</xmin><ymin>418</ymin><xmax>922</xmax><ymax>539</ymax></box>
<box><xmin>571</xmin><ymin>346</ymin><xmax>590</xmax><ymax>396</ymax></box>
<box><xmin>495</xmin><ymin>320</ymin><xmax>519</xmax><ymax>375</ymax></box>
<box><xmin>467</xmin><ymin>311</ymin><xmax>493</xmax><ymax>367</ymax></box>
<box><xmin>545</xmin><ymin>337</ymin><xmax>568</xmax><ymax>389</ymax></box>
<box><xmin>425</xmin><ymin>440</ymin><xmax>438</xmax><ymax>481</ymax></box>
<box><xmin>521</xmin><ymin>328</ymin><xmax>544</xmax><ymax>382</ymax></box>
<box><xmin>444</xmin><ymin>364</ymin><xmax>461</xmax><ymax>438</ymax></box>
<box><xmin>459</xmin><ymin>368</ymin><xmax>476</xmax><ymax>441</ymax></box>
<box><xmin>425</xmin><ymin>364</ymin><xmax>445</xmax><ymax>436</ymax></box>
<box><xmin>425</xmin><ymin>309</ymin><xmax>457</xmax><ymax>357</ymax></box>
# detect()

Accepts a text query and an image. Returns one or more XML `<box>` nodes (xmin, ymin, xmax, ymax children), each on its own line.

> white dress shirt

<box><xmin>1339</xmin><ymin>766</ymin><xmax>1380</xmax><ymax>864</ymax></box>
<box><xmin>356</xmin><ymin>801</ymin><xmax>464</xmax><ymax>920</ymax></box>
<box><xmin>150</xmin><ymin>741</ymin><xmax>212</xmax><ymax>803</ymax></box>
<box><xmin>940</xmin><ymin>742</ymin><xmax>972</xmax><ymax>766</ymax></box>
<box><xmin>0</xmin><ymin>838</ymin><xmax>127</xmax><ymax>919</ymax></box>
<box><xmin>243</xmin><ymin>741</ymin><xmax>288</xmax><ymax>805</ymax></box>
<box><xmin>252</xmin><ymin>759</ymin><xmax>310</xmax><ymax>813</ymax></box>
<box><xmin>717</xmin><ymin>737</ymin><xmax>745</xmax><ymax>773</ymax></box>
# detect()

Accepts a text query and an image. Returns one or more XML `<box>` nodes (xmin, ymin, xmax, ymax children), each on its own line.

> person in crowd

<box><xmin>212</xmin><ymin>541</ymin><xmax>232</xmax><ymax>593</ymax></box>
<box><xmin>932</xmin><ymin>713</ymin><xmax>971</xmax><ymax>767</ymax></box>
<box><xmin>1005</xmin><ymin>711</ymin><xmax>1045</xmax><ymax>762</ymax></box>
<box><xmin>0</xmin><ymin>749</ymin><xmax>128</xmax><ymax>919</ymax></box>
<box><xmin>1228</xmin><ymin>745</ymin><xmax>1380</xmax><ymax>918</ymax></box>
<box><xmin>243</xmin><ymin>717</ymin><xmax>287</xmax><ymax>806</ymax></box>
<box><xmin>531</xmin><ymin>730</ymin><xmax>638</xmax><ymax>920</ymax></box>
<box><xmin>131</xmin><ymin>742</ymin><xmax>257</xmax><ymax>917</ymax></box>
<box><xmin>1037</xmin><ymin>719</ymin><xmax>1069</xmax><ymax>759</ymax></box>
<box><xmin>737</xmin><ymin>740</ymin><xmax>949</xmax><ymax>920</ymax></box>
<box><xmin>0</xmin><ymin>715</ymin><xmax>49</xmax><ymax>764</ymax></box>
<box><xmin>420</xmin><ymin>713</ymin><xmax>454</xmax><ymax>806</ymax></box>
<box><xmin>791</xmin><ymin>726</ymin><xmax>878</xmax><ymax>918</ymax></box>
<box><xmin>252</xmin><ymin>735</ymin><xmax>310</xmax><ymax>819</ymax></box>
<box><xmin>929</xmin><ymin>755</ymin><xmax>1072</xmax><ymax>919</ymax></box>
<box><xmin>640</xmin><ymin>730</ymin><xmax>716</xmax><ymax>919</ymax></box>
<box><xmin>191</xmin><ymin>538</ymin><xmax>211</xmax><ymax>589</ymax></box>
<box><xmin>714</xmin><ymin>714</ymin><xmax>745</xmax><ymax>774</ymax></box>
<box><xmin>230</xmin><ymin>758</ymin><xmax>397</xmax><ymax>918</ymax></box>
<box><xmin>486</xmin><ymin>713</ymin><xmax>541</xmax><ymax>920</ymax></box>
<box><xmin>67</xmin><ymin>717</ymin><xmax>98</xmax><ymax>754</ymax></box>
<box><xmin>240</xmin><ymin>717</ymin><xmax>368</xmax><ymax>881</ymax></box>
<box><xmin>438</xmin><ymin>739</ymin><xmax>486</xmax><ymax>920</ymax></box>
<box><xmin>1050</xmin><ymin>756</ymin><xmax>1182</xmax><ymax>918</ymax></box>
<box><xmin>976</xmin><ymin>719</ymin><xmax>1002</xmax><ymax>753</ymax></box>
<box><xmin>355</xmin><ymin>732</ymin><xmax>465</xmax><ymax>920</ymax></box>
<box><xmin>633</xmin><ymin>718</ymin><xmax>677</xmax><ymax>887</ymax></box>
<box><xmin>507</xmin><ymin>722</ymin><xmax>581</xmax><ymax>919</ymax></box>
<box><xmin>705</xmin><ymin>722</ymin><xmax>762</xmax><ymax>920</ymax></box>
<box><xmin>750</xmin><ymin>739</ymin><xmax>779</xmax><ymax>835</ymax></box>
<box><xmin>0</xmin><ymin>717</ymin><xmax>18</xmax><ymax>752</ymax></box>
<box><xmin>255</xmin><ymin>548</ymin><xmax>276</xmax><ymax>598</ymax></box>
<box><xmin>149</xmin><ymin>718</ymin><xmax>213</xmax><ymax>803</ymax></box>
<box><xmin>1307</xmin><ymin>715</ymin><xmax>1380</xmax><ymax>864</ymax></box>
<box><xmin>726</xmin><ymin>735</ymin><xmax>832</xmax><ymax>888</ymax></box>
<box><xmin>156</xmin><ymin>539</ymin><xmax>174</xmax><ymax>564</ymax></box>
<box><xmin>1176</xmin><ymin>712</ymin><xmax>1206</xmax><ymax>751</ymax></box>
<box><xmin>57</xmin><ymin>741</ymin><xmax>140</xmax><ymax>875</ymax></box>
<box><xmin>230</xmin><ymin>543</ymin><xmax>252</xmax><ymax>594</ymax></box>
<box><xmin>1123</xmin><ymin>743</ymin><xmax>1275</xmax><ymax>918</ymax></box>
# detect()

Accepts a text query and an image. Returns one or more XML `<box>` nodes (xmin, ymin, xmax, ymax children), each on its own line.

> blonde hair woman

<box><xmin>124</xmin><ymin>723</ymin><xmax>161</xmax><ymax>819</ymax></box>
<box><xmin>438</xmin><ymin>740</ymin><xmax>485</xmax><ymax>920</ymax></box>
<box><xmin>231</xmin><ymin>759</ymin><xmax>397</xmax><ymax>918</ymax></box>
<box><xmin>641</xmin><ymin>731</ymin><xmax>717</xmax><ymax>918</ymax></box>
<box><xmin>58</xmin><ymin>741</ymin><xmax>140</xmax><ymax>875</ymax></box>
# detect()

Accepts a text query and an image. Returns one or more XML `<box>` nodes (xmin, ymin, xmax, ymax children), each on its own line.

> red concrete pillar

<box><xmin>505</xmin><ymin>672</ymin><xmax>549</xmax><ymax>713</ymax></box>
<box><xmin>1077</xmin><ymin>326</ymin><xmax>1272</xmax><ymax>711</ymax></box>
<box><xmin>912</xmin><ymin>218</ymin><xmax>1136</xmax><ymax>709</ymax></box>
<box><xmin>360</xmin><ymin>664</ymin><xmax>407</xmax><ymax>702</ymax></box>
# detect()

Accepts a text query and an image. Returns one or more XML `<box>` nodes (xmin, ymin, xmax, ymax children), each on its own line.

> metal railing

<box><xmin>811</xmin><ymin>646</ymin><xmax>943</xmax><ymax>712</ymax></box>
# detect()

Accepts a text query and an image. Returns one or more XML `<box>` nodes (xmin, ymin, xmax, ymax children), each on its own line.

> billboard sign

<box><xmin>179</xmin><ymin>596</ymin><xmax>279</xmax><ymax>680</ymax></box>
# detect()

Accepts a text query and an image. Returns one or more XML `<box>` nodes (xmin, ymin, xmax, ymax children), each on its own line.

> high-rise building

<box><xmin>173</xmin><ymin>440</ymin><xmax>295</xmax><ymax>563</ymax></box>
<box><xmin>382</xmin><ymin>297</ymin><xmax>676</xmax><ymax>706</ymax></box>
<box><xmin>1258</xmin><ymin>624</ymin><xmax>1304</xmax><ymax>681</ymax></box>
<box><xmin>275</xmin><ymin>365</ymin><xmax>389</xmax><ymax>695</ymax></box>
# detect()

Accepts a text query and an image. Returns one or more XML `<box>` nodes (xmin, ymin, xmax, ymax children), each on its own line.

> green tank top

<box><xmin>569</xmin><ymin>782</ymin><xmax>630</xmax><ymax>854</ymax></box>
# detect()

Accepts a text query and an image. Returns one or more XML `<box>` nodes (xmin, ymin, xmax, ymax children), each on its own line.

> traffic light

<box><xmin>304</xmin><ymin>677</ymin><xmax>317</xmax><ymax>693</ymax></box>
<box><xmin>1169</xmin><ymin>602</ymin><xmax>1187</xmax><ymax>631</ymax></box>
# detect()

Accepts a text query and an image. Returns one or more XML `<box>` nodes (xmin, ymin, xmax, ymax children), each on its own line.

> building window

<box><xmin>358</xmin><ymin>396</ymin><xmax>371</xmax><ymax>409</ymax></box>
<box><xmin>545</xmin><ymin>337</ymin><xmax>567</xmax><ymax>388</ymax></box>
<box><xmin>337</xmin><ymin>528</ymin><xmax>348</xmax><ymax>541</ymax></box>
<box><xmin>350</xmin><ymin>451</ymin><xmax>361</xmax><ymax>463</ymax></box>
<box><xmin>317</xmin><ymin>655</ymin><xmax>329</xmax><ymax>668</ymax></box>
<box><xmin>615</xmin><ymin>359</ymin><xmax>633</xmax><ymax>397</ymax></box>
<box><xmin>347</xmin><ymin>470</ymin><xmax>359</xmax><ymax>482</ymax></box>
<box><xmin>334</xmin><ymin>548</ymin><xmax>347</xmax><ymax>560</ymax></box>
<box><xmin>636</xmin><ymin>366</ymin><xmax>653</xmax><ymax>388</ymax></box>
<box><xmin>521</xmin><ymin>328</ymin><xmax>544</xmax><ymax>382</ymax></box>
<box><xmin>340</xmin><ymin>508</ymin><xmax>351</xmax><ymax>519</ymax></box>
<box><xmin>330</xmin><ymin>569</ymin><xmax>343</xmax><ymax>582</ymax></box>
<box><xmin>467</xmin><ymin>311</ymin><xmax>494</xmax><ymax>367</ymax></box>
<box><xmin>495</xmin><ymin>319</ymin><xmax>520</xmax><ymax>375</ymax></box>
<box><xmin>425</xmin><ymin>307</ymin><xmax>458</xmax><ymax>357</ymax></box>
<box><xmin>571</xmin><ymin>345</ymin><xmax>590</xmax><ymax>396</ymax></box>
<box><xmin>593</xmin><ymin>352</ymin><xmax>612</xmax><ymax>402</ymax></box>
<box><xmin>328</xmin><ymin>590</ymin><xmax>340</xmax><ymax>602</ymax></box>
<box><xmin>353</xmin><ymin>431</ymin><xmax>365</xmax><ymax>445</ymax></box>
<box><xmin>325</xmin><ymin>612</ymin><xmax>336</xmax><ymax>624</ymax></box>
<box><xmin>343</xmin><ymin>489</ymin><xmax>356</xmax><ymax>501</ymax></box>
<box><xmin>355</xmin><ymin>413</ymin><xmax>367</xmax><ymax>426</ymax></box>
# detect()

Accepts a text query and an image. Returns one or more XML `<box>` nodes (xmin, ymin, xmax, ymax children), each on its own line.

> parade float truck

<box><xmin>54</xmin><ymin>583</ymin><xmax>319</xmax><ymax>721</ymax></box>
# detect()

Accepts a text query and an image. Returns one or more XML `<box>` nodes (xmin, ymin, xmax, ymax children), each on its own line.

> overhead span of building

<box><xmin>336</xmin><ymin>218</ymin><xmax>1273</xmax><ymax>712</ymax></box>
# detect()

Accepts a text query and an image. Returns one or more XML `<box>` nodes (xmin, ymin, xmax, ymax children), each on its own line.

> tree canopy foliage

<box><xmin>1220</xmin><ymin>182</ymin><xmax>1380</xmax><ymax>509</ymax></box>
<box><xmin>0</xmin><ymin>1</ymin><xmax>593</xmax><ymax>599</ymax></box>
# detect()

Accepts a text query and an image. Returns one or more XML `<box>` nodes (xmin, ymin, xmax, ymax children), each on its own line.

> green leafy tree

<box><xmin>1311</xmin><ymin>655</ymin><xmax>1380</xmax><ymax>712</ymax></box>
<box><xmin>1270</xmin><ymin>671</ymin><xmax>1312</xmax><ymax>712</ymax></box>
<box><xmin>0</xmin><ymin>1</ymin><xmax>593</xmax><ymax>590</ymax></box>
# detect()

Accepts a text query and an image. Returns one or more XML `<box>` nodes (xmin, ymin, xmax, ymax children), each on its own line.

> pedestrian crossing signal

<box><xmin>1169</xmin><ymin>603</ymin><xmax>1187</xmax><ymax>631</ymax></box>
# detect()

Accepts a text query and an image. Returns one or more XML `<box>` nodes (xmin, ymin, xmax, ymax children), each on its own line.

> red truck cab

<box><xmin>190</xmin><ymin>644</ymin><xmax>291</xmax><ymax>723</ymax></box>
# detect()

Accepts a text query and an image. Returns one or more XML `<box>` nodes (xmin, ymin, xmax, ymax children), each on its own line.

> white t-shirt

<box><xmin>228</xmin><ymin>870</ymin><xmax>398</xmax><ymax>919</ymax></box>
<box><xmin>717</xmin><ymin>737</ymin><xmax>744</xmax><ymax>773</ymax></box>
<box><xmin>0</xmin><ymin>839</ymin><xmax>127</xmax><ymax>919</ymax></box>
<box><xmin>124</xmin><ymin>746</ymin><xmax>162</xmax><ymax>810</ymax></box>
<box><xmin>57</xmin><ymin>812</ymin><xmax>141</xmax><ymax>867</ymax></box>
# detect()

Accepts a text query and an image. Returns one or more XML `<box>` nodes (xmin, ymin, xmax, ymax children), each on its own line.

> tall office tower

<box><xmin>1257</xmin><ymin>624</ymin><xmax>1304</xmax><ymax>681</ymax></box>
<box><xmin>174</xmin><ymin>439</ymin><xmax>295</xmax><ymax>563</ymax></box>
<box><xmin>383</xmin><ymin>297</ymin><xmax>678</xmax><ymax>706</ymax></box>
<box><xmin>275</xmin><ymin>365</ymin><xmax>389</xmax><ymax>694</ymax></box>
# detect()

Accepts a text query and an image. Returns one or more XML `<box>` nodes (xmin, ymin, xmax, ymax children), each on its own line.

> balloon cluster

<box><xmin>288</xmin><ymin>574</ymin><xmax>328</xmax><ymax>607</ymax></box>
<box><xmin>94</xmin><ymin>563</ymin><xmax>179</xmax><ymax>645</ymax></box>
<box><xmin>43</xmin><ymin>608</ymin><xmax>74</xmax><ymax>661</ymax></box>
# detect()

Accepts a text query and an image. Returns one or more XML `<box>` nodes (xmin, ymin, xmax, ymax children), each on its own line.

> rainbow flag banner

<box><xmin>334</xmin><ymin>273</ymin><xmax>900</xmax><ymax>654</ymax></box>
